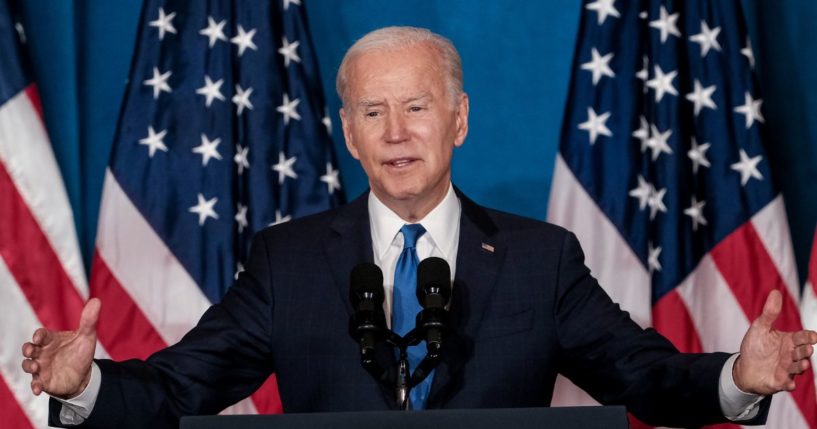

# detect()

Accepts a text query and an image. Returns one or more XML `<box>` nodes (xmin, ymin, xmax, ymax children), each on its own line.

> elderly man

<box><xmin>22</xmin><ymin>26</ymin><xmax>817</xmax><ymax>428</ymax></box>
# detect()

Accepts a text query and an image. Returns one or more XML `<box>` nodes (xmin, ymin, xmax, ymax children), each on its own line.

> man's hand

<box><xmin>21</xmin><ymin>298</ymin><xmax>100</xmax><ymax>399</ymax></box>
<box><xmin>733</xmin><ymin>290</ymin><xmax>817</xmax><ymax>395</ymax></box>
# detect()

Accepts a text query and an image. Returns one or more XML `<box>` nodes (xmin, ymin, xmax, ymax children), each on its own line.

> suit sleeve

<box><xmin>49</xmin><ymin>233</ymin><xmax>277</xmax><ymax>429</ymax></box>
<box><xmin>552</xmin><ymin>231</ymin><xmax>770</xmax><ymax>427</ymax></box>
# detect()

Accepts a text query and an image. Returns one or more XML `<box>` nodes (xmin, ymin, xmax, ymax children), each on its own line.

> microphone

<box><xmin>349</xmin><ymin>263</ymin><xmax>387</xmax><ymax>356</ymax></box>
<box><xmin>416</xmin><ymin>257</ymin><xmax>452</xmax><ymax>354</ymax></box>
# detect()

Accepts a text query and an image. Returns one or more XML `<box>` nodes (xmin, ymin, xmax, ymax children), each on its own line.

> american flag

<box><xmin>90</xmin><ymin>0</ymin><xmax>342</xmax><ymax>417</ymax></box>
<box><xmin>804</xmin><ymin>230</ymin><xmax>817</xmax><ymax>399</ymax></box>
<box><xmin>547</xmin><ymin>0</ymin><xmax>817</xmax><ymax>427</ymax></box>
<box><xmin>0</xmin><ymin>1</ymin><xmax>89</xmax><ymax>427</ymax></box>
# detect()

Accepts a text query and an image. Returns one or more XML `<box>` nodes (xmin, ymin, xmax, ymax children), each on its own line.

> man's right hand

<box><xmin>21</xmin><ymin>298</ymin><xmax>100</xmax><ymax>399</ymax></box>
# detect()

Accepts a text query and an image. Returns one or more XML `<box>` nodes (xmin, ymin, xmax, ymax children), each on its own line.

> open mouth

<box><xmin>385</xmin><ymin>158</ymin><xmax>417</xmax><ymax>168</ymax></box>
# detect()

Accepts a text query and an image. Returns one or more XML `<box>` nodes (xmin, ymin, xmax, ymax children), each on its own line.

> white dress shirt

<box><xmin>56</xmin><ymin>182</ymin><xmax>761</xmax><ymax>423</ymax></box>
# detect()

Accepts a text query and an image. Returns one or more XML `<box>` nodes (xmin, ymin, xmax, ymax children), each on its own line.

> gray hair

<box><xmin>336</xmin><ymin>26</ymin><xmax>464</xmax><ymax>107</ymax></box>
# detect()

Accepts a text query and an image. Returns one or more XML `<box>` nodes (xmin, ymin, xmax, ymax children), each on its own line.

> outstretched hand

<box><xmin>21</xmin><ymin>298</ymin><xmax>101</xmax><ymax>399</ymax></box>
<box><xmin>733</xmin><ymin>290</ymin><xmax>817</xmax><ymax>395</ymax></box>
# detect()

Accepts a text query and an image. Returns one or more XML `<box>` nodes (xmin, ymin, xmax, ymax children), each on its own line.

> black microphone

<box><xmin>416</xmin><ymin>257</ymin><xmax>452</xmax><ymax>353</ymax></box>
<box><xmin>349</xmin><ymin>263</ymin><xmax>387</xmax><ymax>356</ymax></box>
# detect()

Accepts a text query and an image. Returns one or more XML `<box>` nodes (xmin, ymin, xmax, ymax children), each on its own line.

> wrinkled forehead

<box><xmin>345</xmin><ymin>44</ymin><xmax>447</xmax><ymax>98</ymax></box>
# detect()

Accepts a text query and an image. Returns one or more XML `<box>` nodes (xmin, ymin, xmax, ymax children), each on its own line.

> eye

<box><xmin>365</xmin><ymin>111</ymin><xmax>380</xmax><ymax>118</ymax></box>
<box><xmin>409</xmin><ymin>106</ymin><xmax>423</xmax><ymax>112</ymax></box>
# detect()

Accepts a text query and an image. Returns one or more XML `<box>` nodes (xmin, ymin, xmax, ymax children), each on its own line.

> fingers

<box><xmin>792</xmin><ymin>330</ymin><xmax>817</xmax><ymax>346</ymax></box>
<box><xmin>31</xmin><ymin>327</ymin><xmax>50</xmax><ymax>346</ymax></box>
<box><xmin>792</xmin><ymin>344</ymin><xmax>814</xmax><ymax>362</ymax></box>
<box><xmin>755</xmin><ymin>289</ymin><xmax>782</xmax><ymax>329</ymax></box>
<box><xmin>78</xmin><ymin>298</ymin><xmax>101</xmax><ymax>337</ymax></box>
<box><xmin>786</xmin><ymin>358</ymin><xmax>810</xmax><ymax>376</ymax></box>
<box><xmin>21</xmin><ymin>358</ymin><xmax>39</xmax><ymax>374</ymax></box>
<box><xmin>21</xmin><ymin>342</ymin><xmax>39</xmax><ymax>359</ymax></box>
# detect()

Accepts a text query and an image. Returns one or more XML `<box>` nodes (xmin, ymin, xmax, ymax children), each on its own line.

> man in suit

<box><xmin>22</xmin><ymin>26</ymin><xmax>817</xmax><ymax>428</ymax></box>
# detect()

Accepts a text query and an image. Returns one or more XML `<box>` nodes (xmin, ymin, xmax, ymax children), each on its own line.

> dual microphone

<box><xmin>349</xmin><ymin>257</ymin><xmax>452</xmax><ymax>405</ymax></box>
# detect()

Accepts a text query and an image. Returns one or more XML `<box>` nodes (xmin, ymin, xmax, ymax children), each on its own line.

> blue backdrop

<box><xmin>14</xmin><ymin>0</ymin><xmax>817</xmax><ymax>283</ymax></box>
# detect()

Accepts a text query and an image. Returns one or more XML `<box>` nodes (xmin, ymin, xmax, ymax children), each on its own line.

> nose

<box><xmin>384</xmin><ymin>112</ymin><xmax>409</xmax><ymax>144</ymax></box>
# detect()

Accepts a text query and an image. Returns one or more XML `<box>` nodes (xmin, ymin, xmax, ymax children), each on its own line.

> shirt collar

<box><xmin>369</xmin><ymin>183</ymin><xmax>460</xmax><ymax>260</ymax></box>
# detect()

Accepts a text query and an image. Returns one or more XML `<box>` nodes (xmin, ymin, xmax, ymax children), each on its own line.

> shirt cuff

<box><xmin>719</xmin><ymin>353</ymin><xmax>765</xmax><ymax>421</ymax></box>
<box><xmin>53</xmin><ymin>362</ymin><xmax>101</xmax><ymax>425</ymax></box>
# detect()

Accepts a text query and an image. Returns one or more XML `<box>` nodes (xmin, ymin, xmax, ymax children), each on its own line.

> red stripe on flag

<box><xmin>90</xmin><ymin>250</ymin><xmax>167</xmax><ymax>360</ymax></box>
<box><xmin>23</xmin><ymin>85</ymin><xmax>43</xmax><ymax>119</ymax></box>
<box><xmin>809</xmin><ymin>230</ymin><xmax>817</xmax><ymax>296</ymax></box>
<box><xmin>0</xmin><ymin>375</ymin><xmax>34</xmax><ymax>429</ymax></box>
<box><xmin>250</xmin><ymin>374</ymin><xmax>283</xmax><ymax>414</ymax></box>
<box><xmin>711</xmin><ymin>222</ymin><xmax>817</xmax><ymax>427</ymax></box>
<box><xmin>0</xmin><ymin>159</ymin><xmax>84</xmax><ymax>330</ymax></box>
<box><xmin>652</xmin><ymin>290</ymin><xmax>704</xmax><ymax>353</ymax></box>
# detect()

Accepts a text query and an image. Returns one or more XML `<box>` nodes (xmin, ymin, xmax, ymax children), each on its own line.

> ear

<box><xmin>339</xmin><ymin>107</ymin><xmax>360</xmax><ymax>160</ymax></box>
<box><xmin>453</xmin><ymin>93</ymin><xmax>469</xmax><ymax>148</ymax></box>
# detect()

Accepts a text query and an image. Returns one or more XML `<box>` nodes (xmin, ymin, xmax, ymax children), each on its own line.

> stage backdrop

<box><xmin>14</xmin><ymin>0</ymin><xmax>817</xmax><ymax>282</ymax></box>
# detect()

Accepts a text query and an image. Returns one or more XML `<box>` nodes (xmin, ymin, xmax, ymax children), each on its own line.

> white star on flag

<box><xmin>138</xmin><ymin>126</ymin><xmax>168</xmax><ymax>158</ymax></box>
<box><xmin>632</xmin><ymin>115</ymin><xmax>649</xmax><ymax>151</ymax></box>
<box><xmin>648</xmin><ymin>5</ymin><xmax>680</xmax><ymax>43</ymax></box>
<box><xmin>646</xmin><ymin>65</ymin><xmax>678</xmax><ymax>102</ymax></box>
<box><xmin>192</xmin><ymin>134</ymin><xmax>222</xmax><ymax>166</ymax></box>
<box><xmin>580</xmin><ymin>47</ymin><xmax>615</xmax><ymax>85</ymax></box>
<box><xmin>232</xmin><ymin>84</ymin><xmax>254</xmax><ymax>115</ymax></box>
<box><xmin>199</xmin><ymin>17</ymin><xmax>227</xmax><ymax>48</ymax></box>
<box><xmin>645</xmin><ymin>124</ymin><xmax>673</xmax><ymax>161</ymax></box>
<box><xmin>272</xmin><ymin>210</ymin><xmax>292</xmax><ymax>226</ymax></box>
<box><xmin>585</xmin><ymin>0</ymin><xmax>620</xmax><ymax>25</ymax></box>
<box><xmin>272</xmin><ymin>151</ymin><xmax>298</xmax><ymax>184</ymax></box>
<box><xmin>196</xmin><ymin>75</ymin><xmax>225</xmax><ymax>107</ymax></box>
<box><xmin>685</xmin><ymin>80</ymin><xmax>717</xmax><ymax>116</ymax></box>
<box><xmin>684</xmin><ymin>197</ymin><xmax>708</xmax><ymax>231</ymax></box>
<box><xmin>231</xmin><ymin>25</ymin><xmax>258</xmax><ymax>57</ymax></box>
<box><xmin>687</xmin><ymin>138</ymin><xmax>711</xmax><ymax>174</ymax></box>
<box><xmin>277</xmin><ymin>93</ymin><xmax>302</xmax><ymax>125</ymax></box>
<box><xmin>629</xmin><ymin>175</ymin><xmax>652</xmax><ymax>210</ymax></box>
<box><xmin>731</xmin><ymin>149</ymin><xmax>764</xmax><ymax>186</ymax></box>
<box><xmin>189</xmin><ymin>193</ymin><xmax>219</xmax><ymax>226</ymax></box>
<box><xmin>635</xmin><ymin>55</ymin><xmax>649</xmax><ymax>91</ymax></box>
<box><xmin>283</xmin><ymin>0</ymin><xmax>301</xmax><ymax>10</ymax></box>
<box><xmin>689</xmin><ymin>21</ymin><xmax>722</xmax><ymax>57</ymax></box>
<box><xmin>320</xmin><ymin>163</ymin><xmax>341</xmax><ymax>194</ymax></box>
<box><xmin>234</xmin><ymin>145</ymin><xmax>250</xmax><ymax>175</ymax></box>
<box><xmin>647</xmin><ymin>186</ymin><xmax>667</xmax><ymax>220</ymax></box>
<box><xmin>648</xmin><ymin>242</ymin><xmax>662</xmax><ymax>273</ymax></box>
<box><xmin>149</xmin><ymin>7</ymin><xmax>177</xmax><ymax>40</ymax></box>
<box><xmin>235</xmin><ymin>203</ymin><xmax>248</xmax><ymax>233</ymax></box>
<box><xmin>741</xmin><ymin>36</ymin><xmax>755</xmax><ymax>68</ymax></box>
<box><xmin>322</xmin><ymin>114</ymin><xmax>332</xmax><ymax>133</ymax></box>
<box><xmin>733</xmin><ymin>92</ymin><xmax>764</xmax><ymax>129</ymax></box>
<box><xmin>577</xmin><ymin>107</ymin><xmax>612</xmax><ymax>145</ymax></box>
<box><xmin>143</xmin><ymin>67</ymin><xmax>172</xmax><ymax>99</ymax></box>
<box><xmin>278</xmin><ymin>37</ymin><xmax>301</xmax><ymax>67</ymax></box>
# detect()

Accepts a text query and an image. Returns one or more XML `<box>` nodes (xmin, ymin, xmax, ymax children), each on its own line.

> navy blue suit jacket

<box><xmin>50</xmin><ymin>190</ymin><xmax>769</xmax><ymax>427</ymax></box>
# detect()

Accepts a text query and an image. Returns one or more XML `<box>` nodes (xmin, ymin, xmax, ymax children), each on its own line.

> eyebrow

<box><xmin>355</xmin><ymin>93</ymin><xmax>433</xmax><ymax>109</ymax></box>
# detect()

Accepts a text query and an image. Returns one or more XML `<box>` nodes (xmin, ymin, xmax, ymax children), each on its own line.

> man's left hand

<box><xmin>733</xmin><ymin>290</ymin><xmax>817</xmax><ymax>395</ymax></box>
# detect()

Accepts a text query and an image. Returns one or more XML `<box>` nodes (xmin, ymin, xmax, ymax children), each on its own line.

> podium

<box><xmin>180</xmin><ymin>406</ymin><xmax>628</xmax><ymax>429</ymax></box>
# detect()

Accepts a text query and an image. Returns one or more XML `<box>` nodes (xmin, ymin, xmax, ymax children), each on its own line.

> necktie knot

<box><xmin>400</xmin><ymin>224</ymin><xmax>426</xmax><ymax>249</ymax></box>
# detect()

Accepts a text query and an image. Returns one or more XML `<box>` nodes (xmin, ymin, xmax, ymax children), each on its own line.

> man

<box><xmin>21</xmin><ymin>26</ymin><xmax>817</xmax><ymax>428</ymax></box>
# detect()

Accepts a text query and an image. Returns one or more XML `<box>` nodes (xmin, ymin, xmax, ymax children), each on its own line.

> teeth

<box><xmin>392</xmin><ymin>159</ymin><xmax>410</xmax><ymax>167</ymax></box>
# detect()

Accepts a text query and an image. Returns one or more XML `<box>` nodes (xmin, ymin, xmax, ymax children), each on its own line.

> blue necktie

<box><xmin>392</xmin><ymin>224</ymin><xmax>433</xmax><ymax>409</ymax></box>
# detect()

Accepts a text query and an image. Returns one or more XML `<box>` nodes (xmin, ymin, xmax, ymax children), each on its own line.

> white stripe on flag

<box><xmin>0</xmin><ymin>89</ymin><xmax>88</xmax><ymax>297</ymax></box>
<box><xmin>547</xmin><ymin>154</ymin><xmax>652</xmax><ymax>327</ymax></box>
<box><xmin>750</xmin><ymin>196</ymin><xmax>800</xmax><ymax>301</ymax></box>
<box><xmin>676</xmin><ymin>255</ymin><xmax>747</xmax><ymax>352</ymax></box>
<box><xmin>0</xmin><ymin>256</ymin><xmax>51</xmax><ymax>428</ymax></box>
<box><xmin>96</xmin><ymin>169</ymin><xmax>212</xmax><ymax>345</ymax></box>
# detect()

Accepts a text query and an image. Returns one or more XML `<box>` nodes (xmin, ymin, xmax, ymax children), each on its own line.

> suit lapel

<box><xmin>429</xmin><ymin>190</ymin><xmax>507</xmax><ymax>405</ymax></box>
<box><xmin>324</xmin><ymin>192</ymin><xmax>374</xmax><ymax>317</ymax></box>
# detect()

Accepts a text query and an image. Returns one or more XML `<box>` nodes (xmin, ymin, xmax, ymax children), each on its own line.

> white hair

<box><xmin>336</xmin><ymin>26</ymin><xmax>464</xmax><ymax>107</ymax></box>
